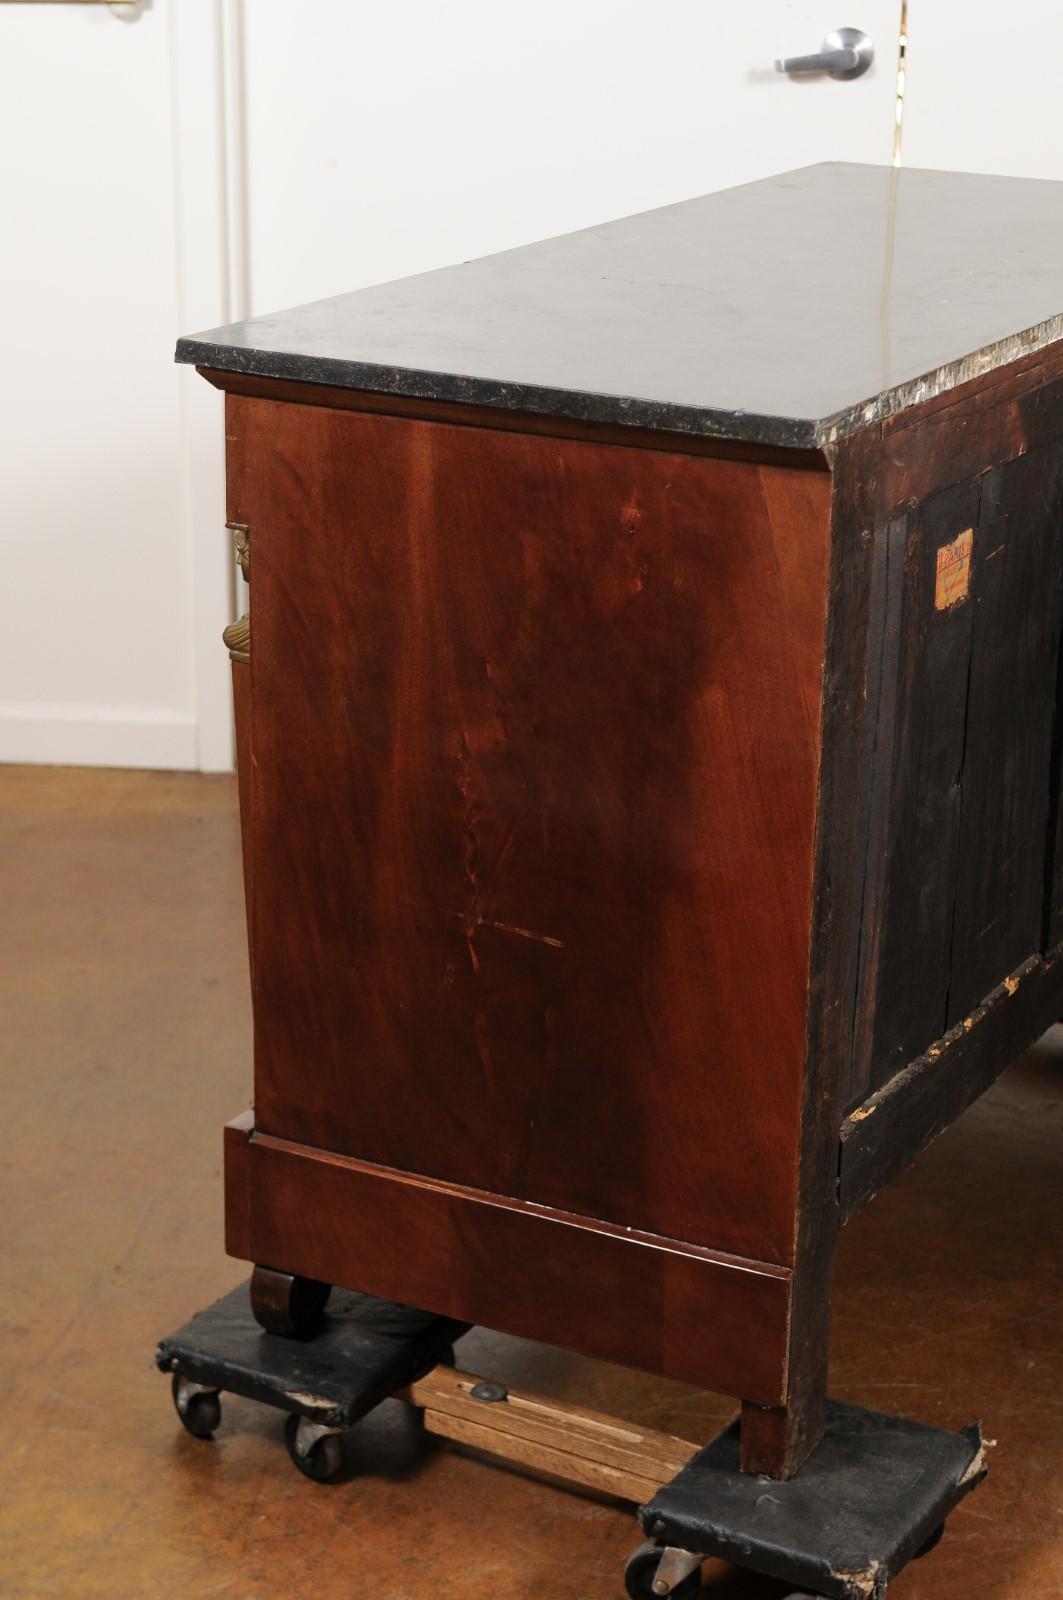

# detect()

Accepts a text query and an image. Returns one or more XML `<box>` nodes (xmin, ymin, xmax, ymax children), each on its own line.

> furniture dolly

<box><xmin>158</xmin><ymin>1281</ymin><xmax>982</xmax><ymax>1599</ymax></box>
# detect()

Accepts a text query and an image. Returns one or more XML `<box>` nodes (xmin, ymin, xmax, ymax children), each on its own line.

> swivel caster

<box><xmin>284</xmin><ymin>1413</ymin><xmax>344</xmax><ymax>1482</ymax></box>
<box><xmin>250</xmin><ymin>1265</ymin><xmax>331</xmax><ymax>1336</ymax></box>
<box><xmin>171</xmin><ymin>1373</ymin><xmax>221</xmax><ymax>1439</ymax></box>
<box><xmin>624</xmin><ymin>1542</ymin><xmax>702</xmax><ymax>1600</ymax></box>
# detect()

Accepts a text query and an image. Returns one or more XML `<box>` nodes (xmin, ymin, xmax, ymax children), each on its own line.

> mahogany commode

<box><xmin>173</xmin><ymin>164</ymin><xmax>1063</xmax><ymax>1573</ymax></box>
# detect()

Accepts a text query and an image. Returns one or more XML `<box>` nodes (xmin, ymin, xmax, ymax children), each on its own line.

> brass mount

<box><xmin>223</xmin><ymin>521</ymin><xmax>251</xmax><ymax>663</ymax></box>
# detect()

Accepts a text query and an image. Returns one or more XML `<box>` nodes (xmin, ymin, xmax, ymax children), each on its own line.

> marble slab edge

<box><xmin>175</xmin><ymin>338</ymin><xmax>820</xmax><ymax>450</ymax></box>
<box><xmin>176</xmin><ymin>311</ymin><xmax>1063</xmax><ymax>455</ymax></box>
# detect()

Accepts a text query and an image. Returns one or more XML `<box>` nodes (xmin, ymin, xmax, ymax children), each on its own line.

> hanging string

<box><xmin>892</xmin><ymin>0</ymin><xmax>909</xmax><ymax>167</ymax></box>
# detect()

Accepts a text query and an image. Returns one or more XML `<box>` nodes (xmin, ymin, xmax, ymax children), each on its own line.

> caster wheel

<box><xmin>916</xmin><ymin>1522</ymin><xmax>945</xmax><ymax>1560</ymax></box>
<box><xmin>250</xmin><ymin>1265</ymin><xmax>331</xmax><ymax>1337</ymax></box>
<box><xmin>171</xmin><ymin>1373</ymin><xmax>221</xmax><ymax>1439</ymax></box>
<box><xmin>624</xmin><ymin>1542</ymin><xmax>701</xmax><ymax>1600</ymax></box>
<box><xmin>284</xmin><ymin>1413</ymin><xmax>343</xmax><ymax>1482</ymax></box>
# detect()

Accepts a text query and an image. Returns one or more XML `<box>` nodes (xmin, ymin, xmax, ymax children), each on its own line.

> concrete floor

<box><xmin>0</xmin><ymin>765</ymin><xmax>1060</xmax><ymax>1600</ymax></box>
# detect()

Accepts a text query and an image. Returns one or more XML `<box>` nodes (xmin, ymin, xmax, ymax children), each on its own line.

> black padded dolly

<box><xmin>158</xmin><ymin>1286</ymin><xmax>985</xmax><ymax>1596</ymax></box>
<box><xmin>156</xmin><ymin>1280</ymin><xmax>468</xmax><ymax>1480</ymax></box>
<box><xmin>630</xmin><ymin>1400</ymin><xmax>986</xmax><ymax>1600</ymax></box>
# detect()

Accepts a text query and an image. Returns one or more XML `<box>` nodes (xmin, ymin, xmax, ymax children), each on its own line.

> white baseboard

<box><xmin>0</xmin><ymin>701</ymin><xmax>202</xmax><ymax>771</ymax></box>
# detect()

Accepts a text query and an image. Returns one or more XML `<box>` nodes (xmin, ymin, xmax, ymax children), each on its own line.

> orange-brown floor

<box><xmin>1</xmin><ymin>765</ymin><xmax>1060</xmax><ymax>1600</ymax></box>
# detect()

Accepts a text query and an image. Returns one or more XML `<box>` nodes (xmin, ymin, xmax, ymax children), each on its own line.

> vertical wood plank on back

<box><xmin>865</xmin><ymin>479</ymin><xmax>981</xmax><ymax>1090</ymax></box>
<box><xmin>859</xmin><ymin>442</ymin><xmax>1063</xmax><ymax>1095</ymax></box>
<box><xmin>1047</xmin><ymin>629</ymin><xmax>1063</xmax><ymax>953</ymax></box>
<box><xmin>847</xmin><ymin>512</ymin><xmax>907</xmax><ymax>1107</ymax></box>
<box><xmin>228</xmin><ymin>394</ymin><xmax>831</xmax><ymax>1269</ymax></box>
<box><xmin>947</xmin><ymin>446</ymin><xmax>1063</xmax><ymax>1022</ymax></box>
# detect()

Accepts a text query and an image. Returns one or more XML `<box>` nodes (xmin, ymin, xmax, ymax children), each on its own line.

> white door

<box><xmin>0</xmin><ymin>3</ymin><xmax>903</xmax><ymax>772</ymax></box>
<box><xmin>0</xmin><ymin>3</ymin><xmax>236</xmax><ymax>771</ymax></box>
<box><xmin>900</xmin><ymin>3</ymin><xmax>1063</xmax><ymax>179</ymax></box>
<box><xmin>240</xmin><ymin>4</ymin><xmax>903</xmax><ymax>313</ymax></box>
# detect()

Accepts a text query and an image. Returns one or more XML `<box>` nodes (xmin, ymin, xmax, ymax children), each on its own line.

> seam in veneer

<box><xmin>249</xmin><ymin>1128</ymin><xmax>793</xmax><ymax>1282</ymax></box>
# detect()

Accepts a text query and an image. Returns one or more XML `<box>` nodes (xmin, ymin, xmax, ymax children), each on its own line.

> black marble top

<box><xmin>177</xmin><ymin>163</ymin><xmax>1063</xmax><ymax>450</ymax></box>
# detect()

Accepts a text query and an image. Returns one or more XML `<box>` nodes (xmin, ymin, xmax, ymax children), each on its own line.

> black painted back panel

<box><xmin>853</xmin><ymin>442</ymin><xmax>1063</xmax><ymax>1100</ymax></box>
<box><xmin>947</xmin><ymin>450</ymin><xmax>1063</xmax><ymax>1022</ymax></box>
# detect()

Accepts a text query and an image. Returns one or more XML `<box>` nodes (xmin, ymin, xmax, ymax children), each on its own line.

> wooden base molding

<box><xmin>224</xmin><ymin>1114</ymin><xmax>792</xmax><ymax>1408</ymax></box>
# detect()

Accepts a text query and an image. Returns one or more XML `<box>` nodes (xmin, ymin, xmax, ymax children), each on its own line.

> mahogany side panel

<box><xmin>226</xmin><ymin>395</ymin><xmax>832</xmax><ymax>1268</ymax></box>
<box><xmin>227</xmin><ymin>1118</ymin><xmax>792</xmax><ymax>1407</ymax></box>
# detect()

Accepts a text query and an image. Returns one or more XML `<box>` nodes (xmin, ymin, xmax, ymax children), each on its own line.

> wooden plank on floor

<box><xmin>398</xmin><ymin>1366</ymin><xmax>700</xmax><ymax>1499</ymax></box>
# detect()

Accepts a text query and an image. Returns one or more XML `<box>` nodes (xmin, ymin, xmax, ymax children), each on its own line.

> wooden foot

<box><xmin>249</xmin><ymin>1264</ymin><xmax>331</xmax><ymax>1336</ymax></box>
<box><xmin>740</xmin><ymin>1393</ymin><xmax>826</xmax><ymax>1479</ymax></box>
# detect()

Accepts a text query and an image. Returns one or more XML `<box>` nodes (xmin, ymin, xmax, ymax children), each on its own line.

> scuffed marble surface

<box><xmin>178</xmin><ymin>163</ymin><xmax>1063</xmax><ymax>450</ymax></box>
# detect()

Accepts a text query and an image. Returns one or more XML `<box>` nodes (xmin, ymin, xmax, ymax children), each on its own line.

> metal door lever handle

<box><xmin>775</xmin><ymin>27</ymin><xmax>874</xmax><ymax>80</ymax></box>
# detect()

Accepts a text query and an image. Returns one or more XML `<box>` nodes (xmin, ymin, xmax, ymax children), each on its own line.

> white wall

<box><xmin>20</xmin><ymin>2</ymin><xmax>1035</xmax><ymax>772</ymax></box>
<box><xmin>0</xmin><ymin>0</ymin><xmax>903</xmax><ymax>772</ymax></box>
<box><xmin>901</xmin><ymin>3</ymin><xmax>1063</xmax><ymax>179</ymax></box>
<box><xmin>0</xmin><ymin>0</ymin><xmax>234</xmax><ymax>771</ymax></box>
<box><xmin>240</xmin><ymin>2</ymin><xmax>900</xmax><ymax>315</ymax></box>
